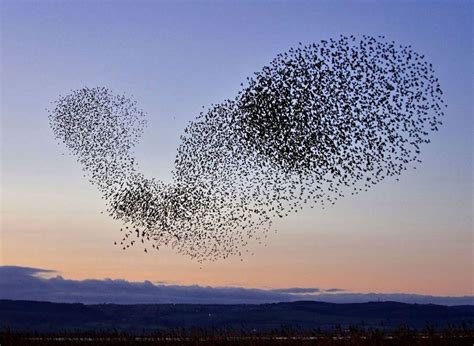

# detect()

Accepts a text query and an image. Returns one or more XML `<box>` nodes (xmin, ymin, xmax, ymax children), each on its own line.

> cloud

<box><xmin>270</xmin><ymin>287</ymin><xmax>320</xmax><ymax>294</ymax></box>
<box><xmin>0</xmin><ymin>266</ymin><xmax>472</xmax><ymax>306</ymax></box>
<box><xmin>325</xmin><ymin>288</ymin><xmax>346</xmax><ymax>293</ymax></box>
<box><xmin>0</xmin><ymin>266</ymin><xmax>298</xmax><ymax>304</ymax></box>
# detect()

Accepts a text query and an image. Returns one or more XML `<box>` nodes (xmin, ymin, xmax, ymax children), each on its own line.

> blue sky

<box><xmin>1</xmin><ymin>0</ymin><xmax>472</xmax><ymax>297</ymax></box>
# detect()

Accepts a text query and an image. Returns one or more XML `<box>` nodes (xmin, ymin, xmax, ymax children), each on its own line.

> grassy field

<box><xmin>2</xmin><ymin>327</ymin><xmax>473</xmax><ymax>345</ymax></box>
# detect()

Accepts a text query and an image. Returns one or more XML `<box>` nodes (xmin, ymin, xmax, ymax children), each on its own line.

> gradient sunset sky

<box><xmin>1</xmin><ymin>0</ymin><xmax>472</xmax><ymax>297</ymax></box>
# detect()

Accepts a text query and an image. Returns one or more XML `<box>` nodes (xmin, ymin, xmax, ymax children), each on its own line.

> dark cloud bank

<box><xmin>0</xmin><ymin>266</ymin><xmax>471</xmax><ymax>306</ymax></box>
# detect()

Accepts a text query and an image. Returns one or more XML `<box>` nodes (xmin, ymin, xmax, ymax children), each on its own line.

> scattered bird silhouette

<box><xmin>48</xmin><ymin>35</ymin><xmax>445</xmax><ymax>262</ymax></box>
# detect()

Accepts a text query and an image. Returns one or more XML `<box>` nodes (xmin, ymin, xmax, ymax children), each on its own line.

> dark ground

<box><xmin>2</xmin><ymin>330</ymin><xmax>474</xmax><ymax>346</ymax></box>
<box><xmin>2</xmin><ymin>300</ymin><xmax>473</xmax><ymax>333</ymax></box>
<box><xmin>1</xmin><ymin>300</ymin><xmax>473</xmax><ymax>345</ymax></box>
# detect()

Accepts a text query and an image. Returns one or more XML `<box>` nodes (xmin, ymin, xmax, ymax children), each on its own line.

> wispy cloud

<box><xmin>325</xmin><ymin>288</ymin><xmax>346</xmax><ymax>293</ymax></box>
<box><xmin>270</xmin><ymin>287</ymin><xmax>321</xmax><ymax>294</ymax></box>
<box><xmin>0</xmin><ymin>266</ymin><xmax>472</xmax><ymax>305</ymax></box>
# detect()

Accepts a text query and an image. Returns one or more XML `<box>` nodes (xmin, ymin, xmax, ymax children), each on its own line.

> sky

<box><xmin>1</xmin><ymin>0</ymin><xmax>472</xmax><ymax>299</ymax></box>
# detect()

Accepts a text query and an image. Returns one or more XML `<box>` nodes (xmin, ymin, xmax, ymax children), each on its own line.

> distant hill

<box><xmin>1</xmin><ymin>300</ymin><xmax>472</xmax><ymax>333</ymax></box>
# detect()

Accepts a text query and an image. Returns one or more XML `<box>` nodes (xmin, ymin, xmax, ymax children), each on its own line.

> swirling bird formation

<box><xmin>49</xmin><ymin>35</ymin><xmax>445</xmax><ymax>261</ymax></box>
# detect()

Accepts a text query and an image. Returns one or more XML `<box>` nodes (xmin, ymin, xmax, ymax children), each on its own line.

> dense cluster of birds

<box><xmin>49</xmin><ymin>35</ymin><xmax>445</xmax><ymax>261</ymax></box>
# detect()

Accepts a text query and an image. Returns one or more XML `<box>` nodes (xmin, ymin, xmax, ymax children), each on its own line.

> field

<box><xmin>2</xmin><ymin>300</ymin><xmax>473</xmax><ymax>344</ymax></box>
<box><xmin>2</xmin><ymin>327</ymin><xmax>474</xmax><ymax>346</ymax></box>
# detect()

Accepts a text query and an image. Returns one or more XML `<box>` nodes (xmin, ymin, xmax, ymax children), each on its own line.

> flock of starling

<box><xmin>49</xmin><ymin>35</ymin><xmax>445</xmax><ymax>262</ymax></box>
